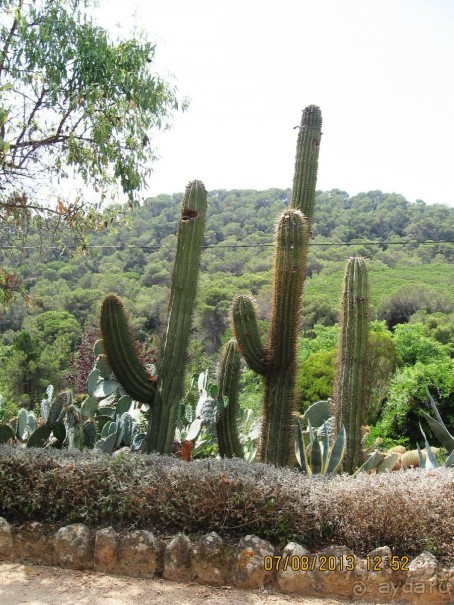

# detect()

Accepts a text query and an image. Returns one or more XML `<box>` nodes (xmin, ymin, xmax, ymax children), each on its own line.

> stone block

<box><xmin>94</xmin><ymin>527</ymin><xmax>118</xmax><ymax>573</ymax></box>
<box><xmin>116</xmin><ymin>530</ymin><xmax>160</xmax><ymax>577</ymax></box>
<box><xmin>13</xmin><ymin>521</ymin><xmax>55</xmax><ymax>565</ymax></box>
<box><xmin>191</xmin><ymin>532</ymin><xmax>233</xmax><ymax>585</ymax></box>
<box><xmin>54</xmin><ymin>523</ymin><xmax>93</xmax><ymax>569</ymax></box>
<box><xmin>276</xmin><ymin>541</ymin><xmax>314</xmax><ymax>594</ymax></box>
<box><xmin>232</xmin><ymin>534</ymin><xmax>274</xmax><ymax>589</ymax></box>
<box><xmin>163</xmin><ymin>533</ymin><xmax>192</xmax><ymax>582</ymax></box>
<box><xmin>0</xmin><ymin>517</ymin><xmax>13</xmax><ymax>560</ymax></box>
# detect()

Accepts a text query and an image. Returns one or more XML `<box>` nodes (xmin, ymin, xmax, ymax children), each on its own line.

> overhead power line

<box><xmin>0</xmin><ymin>239</ymin><xmax>453</xmax><ymax>252</ymax></box>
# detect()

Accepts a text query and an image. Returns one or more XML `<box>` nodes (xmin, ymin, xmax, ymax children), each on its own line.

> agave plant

<box><xmin>417</xmin><ymin>423</ymin><xmax>454</xmax><ymax>469</ymax></box>
<box><xmin>420</xmin><ymin>387</ymin><xmax>454</xmax><ymax>455</ymax></box>
<box><xmin>296</xmin><ymin>400</ymin><xmax>400</xmax><ymax>475</ymax></box>
<box><xmin>295</xmin><ymin>418</ymin><xmax>346</xmax><ymax>476</ymax></box>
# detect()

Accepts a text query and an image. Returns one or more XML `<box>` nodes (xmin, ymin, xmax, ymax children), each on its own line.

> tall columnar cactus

<box><xmin>290</xmin><ymin>104</ymin><xmax>322</xmax><ymax>224</ymax></box>
<box><xmin>334</xmin><ymin>256</ymin><xmax>370</xmax><ymax>473</ymax></box>
<box><xmin>216</xmin><ymin>338</ymin><xmax>243</xmax><ymax>459</ymax></box>
<box><xmin>232</xmin><ymin>210</ymin><xmax>309</xmax><ymax>466</ymax></box>
<box><xmin>230</xmin><ymin>106</ymin><xmax>321</xmax><ymax>467</ymax></box>
<box><xmin>100</xmin><ymin>180</ymin><xmax>208</xmax><ymax>454</ymax></box>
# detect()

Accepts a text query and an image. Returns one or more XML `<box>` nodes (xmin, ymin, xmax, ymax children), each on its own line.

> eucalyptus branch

<box><xmin>13</xmin><ymin>87</ymin><xmax>47</xmax><ymax>152</ymax></box>
<box><xmin>0</xmin><ymin>14</ymin><xmax>19</xmax><ymax>78</ymax></box>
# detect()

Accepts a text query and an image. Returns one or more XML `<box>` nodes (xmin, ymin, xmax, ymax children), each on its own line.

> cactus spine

<box><xmin>233</xmin><ymin>210</ymin><xmax>309</xmax><ymax>466</ymax></box>
<box><xmin>100</xmin><ymin>180</ymin><xmax>208</xmax><ymax>454</ymax></box>
<box><xmin>216</xmin><ymin>339</ymin><xmax>243</xmax><ymax>458</ymax></box>
<box><xmin>230</xmin><ymin>106</ymin><xmax>322</xmax><ymax>467</ymax></box>
<box><xmin>334</xmin><ymin>257</ymin><xmax>370</xmax><ymax>473</ymax></box>
<box><xmin>290</xmin><ymin>104</ymin><xmax>322</xmax><ymax>223</ymax></box>
<box><xmin>230</xmin><ymin>106</ymin><xmax>321</xmax><ymax>467</ymax></box>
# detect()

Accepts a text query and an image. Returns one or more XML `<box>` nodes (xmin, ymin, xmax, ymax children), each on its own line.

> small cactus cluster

<box><xmin>356</xmin><ymin>389</ymin><xmax>454</xmax><ymax>472</ymax></box>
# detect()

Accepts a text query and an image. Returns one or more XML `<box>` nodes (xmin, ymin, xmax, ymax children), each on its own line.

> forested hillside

<box><xmin>0</xmin><ymin>187</ymin><xmax>453</xmax><ymax>446</ymax></box>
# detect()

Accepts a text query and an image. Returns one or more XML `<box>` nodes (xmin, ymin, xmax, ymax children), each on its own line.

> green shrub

<box><xmin>295</xmin><ymin>350</ymin><xmax>335</xmax><ymax>412</ymax></box>
<box><xmin>367</xmin><ymin>358</ymin><xmax>454</xmax><ymax>448</ymax></box>
<box><xmin>392</xmin><ymin>323</ymin><xmax>451</xmax><ymax>365</ymax></box>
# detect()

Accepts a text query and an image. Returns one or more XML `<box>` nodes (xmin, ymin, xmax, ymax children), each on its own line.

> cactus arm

<box><xmin>100</xmin><ymin>294</ymin><xmax>156</xmax><ymax>404</ymax></box>
<box><xmin>216</xmin><ymin>339</ymin><xmax>243</xmax><ymax>458</ymax></box>
<box><xmin>160</xmin><ymin>180</ymin><xmax>208</xmax><ymax>381</ymax></box>
<box><xmin>334</xmin><ymin>257</ymin><xmax>370</xmax><ymax>473</ymax></box>
<box><xmin>290</xmin><ymin>105</ymin><xmax>322</xmax><ymax>224</ymax></box>
<box><xmin>231</xmin><ymin>295</ymin><xmax>269</xmax><ymax>375</ymax></box>
<box><xmin>149</xmin><ymin>180</ymin><xmax>208</xmax><ymax>453</ymax></box>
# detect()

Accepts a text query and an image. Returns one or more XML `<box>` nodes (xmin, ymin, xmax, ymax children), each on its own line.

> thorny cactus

<box><xmin>216</xmin><ymin>338</ymin><xmax>243</xmax><ymax>458</ymax></box>
<box><xmin>290</xmin><ymin>104</ymin><xmax>322</xmax><ymax>225</ymax></box>
<box><xmin>334</xmin><ymin>257</ymin><xmax>370</xmax><ymax>473</ymax></box>
<box><xmin>232</xmin><ymin>210</ymin><xmax>310</xmax><ymax>466</ymax></box>
<box><xmin>231</xmin><ymin>106</ymin><xmax>322</xmax><ymax>467</ymax></box>
<box><xmin>100</xmin><ymin>180</ymin><xmax>208</xmax><ymax>454</ymax></box>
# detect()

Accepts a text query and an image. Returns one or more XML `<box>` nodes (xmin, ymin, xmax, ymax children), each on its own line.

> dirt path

<box><xmin>0</xmin><ymin>561</ymin><xmax>373</xmax><ymax>605</ymax></box>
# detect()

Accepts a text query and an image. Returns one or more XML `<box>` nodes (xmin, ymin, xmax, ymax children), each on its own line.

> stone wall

<box><xmin>0</xmin><ymin>517</ymin><xmax>452</xmax><ymax>604</ymax></box>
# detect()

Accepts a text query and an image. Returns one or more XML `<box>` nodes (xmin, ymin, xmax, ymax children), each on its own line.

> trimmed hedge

<box><xmin>0</xmin><ymin>446</ymin><xmax>452</xmax><ymax>557</ymax></box>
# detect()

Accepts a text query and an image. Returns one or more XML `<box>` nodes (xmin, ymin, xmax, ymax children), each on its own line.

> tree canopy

<box><xmin>0</xmin><ymin>0</ymin><xmax>187</xmax><ymax>301</ymax></box>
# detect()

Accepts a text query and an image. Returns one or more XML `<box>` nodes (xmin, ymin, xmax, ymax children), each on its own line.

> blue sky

<box><xmin>95</xmin><ymin>0</ymin><xmax>454</xmax><ymax>206</ymax></box>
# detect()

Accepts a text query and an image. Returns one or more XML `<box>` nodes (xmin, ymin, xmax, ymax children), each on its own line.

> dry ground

<box><xmin>0</xmin><ymin>561</ymin><xmax>375</xmax><ymax>605</ymax></box>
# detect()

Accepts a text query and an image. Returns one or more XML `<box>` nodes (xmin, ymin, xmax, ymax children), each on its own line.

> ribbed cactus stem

<box><xmin>262</xmin><ymin>210</ymin><xmax>309</xmax><ymax>465</ymax></box>
<box><xmin>216</xmin><ymin>339</ymin><xmax>243</xmax><ymax>458</ymax></box>
<box><xmin>232</xmin><ymin>210</ymin><xmax>309</xmax><ymax>466</ymax></box>
<box><xmin>269</xmin><ymin>210</ymin><xmax>308</xmax><ymax>367</ymax></box>
<box><xmin>334</xmin><ymin>257</ymin><xmax>370</xmax><ymax>473</ymax></box>
<box><xmin>231</xmin><ymin>105</ymin><xmax>322</xmax><ymax>467</ymax></box>
<box><xmin>231</xmin><ymin>296</ymin><xmax>268</xmax><ymax>375</ymax></box>
<box><xmin>147</xmin><ymin>180</ymin><xmax>208</xmax><ymax>453</ymax></box>
<box><xmin>100</xmin><ymin>295</ymin><xmax>156</xmax><ymax>403</ymax></box>
<box><xmin>100</xmin><ymin>180</ymin><xmax>207</xmax><ymax>455</ymax></box>
<box><xmin>291</xmin><ymin>105</ymin><xmax>322</xmax><ymax>225</ymax></box>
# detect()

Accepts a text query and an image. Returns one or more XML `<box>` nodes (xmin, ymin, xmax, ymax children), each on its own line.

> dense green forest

<box><xmin>0</xmin><ymin>188</ymin><xmax>453</xmax><ymax>448</ymax></box>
